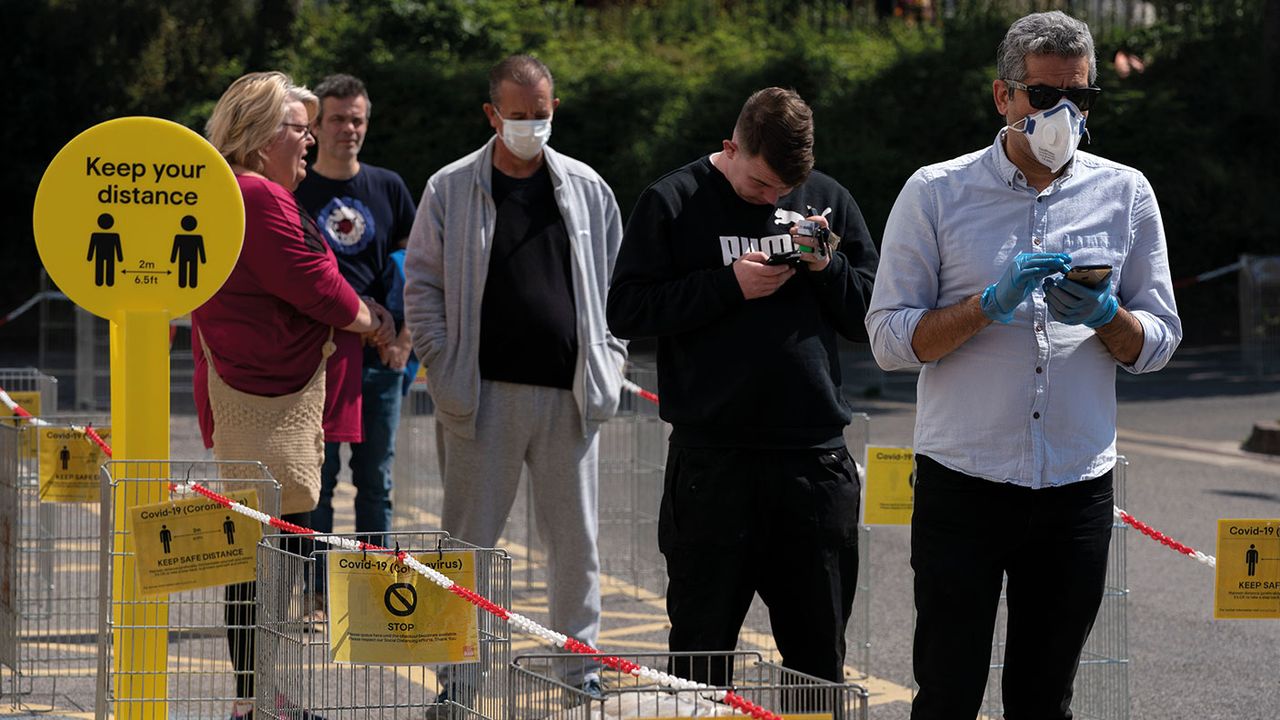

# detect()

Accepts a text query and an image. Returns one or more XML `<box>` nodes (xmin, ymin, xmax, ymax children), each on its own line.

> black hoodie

<box><xmin>607</xmin><ymin>156</ymin><xmax>879</xmax><ymax>449</ymax></box>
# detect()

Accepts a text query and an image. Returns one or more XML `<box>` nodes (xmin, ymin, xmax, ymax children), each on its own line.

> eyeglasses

<box><xmin>281</xmin><ymin>122</ymin><xmax>314</xmax><ymax>139</ymax></box>
<box><xmin>1003</xmin><ymin>79</ymin><xmax>1102</xmax><ymax>111</ymax></box>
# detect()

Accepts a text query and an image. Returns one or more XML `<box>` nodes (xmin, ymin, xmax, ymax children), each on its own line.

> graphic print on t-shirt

<box><xmin>316</xmin><ymin>196</ymin><xmax>377</xmax><ymax>255</ymax></box>
<box><xmin>718</xmin><ymin>233</ymin><xmax>795</xmax><ymax>266</ymax></box>
<box><xmin>718</xmin><ymin>206</ymin><xmax>835</xmax><ymax>266</ymax></box>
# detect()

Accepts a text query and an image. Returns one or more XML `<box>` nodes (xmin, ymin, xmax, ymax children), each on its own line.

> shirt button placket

<box><xmin>1030</xmin><ymin>300</ymin><xmax>1051</xmax><ymax>484</ymax></box>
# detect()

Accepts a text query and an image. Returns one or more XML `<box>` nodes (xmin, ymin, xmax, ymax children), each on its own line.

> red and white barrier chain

<box><xmin>0</xmin><ymin>290</ymin><xmax>67</xmax><ymax>327</ymax></box>
<box><xmin>619</xmin><ymin>379</ymin><xmax>1221</xmax><ymax>568</ymax></box>
<box><xmin>0</xmin><ymin>384</ymin><xmax>784</xmax><ymax>719</ymax></box>
<box><xmin>621</xmin><ymin>378</ymin><xmax>659</xmax><ymax>406</ymax></box>
<box><xmin>1172</xmin><ymin>260</ymin><xmax>1244</xmax><ymax>290</ymax></box>
<box><xmin>1113</xmin><ymin>507</ymin><xmax>1216</xmax><ymax>567</ymax></box>
<box><xmin>0</xmin><ymin>386</ymin><xmax>111</xmax><ymax>457</ymax></box>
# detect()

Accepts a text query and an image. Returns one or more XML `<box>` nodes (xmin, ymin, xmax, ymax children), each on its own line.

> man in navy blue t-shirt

<box><xmin>295</xmin><ymin>74</ymin><xmax>417</xmax><ymax>620</ymax></box>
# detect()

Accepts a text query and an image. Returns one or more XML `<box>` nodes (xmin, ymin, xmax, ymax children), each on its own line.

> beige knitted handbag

<box><xmin>200</xmin><ymin>328</ymin><xmax>335</xmax><ymax>515</ymax></box>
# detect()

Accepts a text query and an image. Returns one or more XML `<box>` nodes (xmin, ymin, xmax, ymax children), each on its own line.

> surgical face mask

<box><xmin>1009</xmin><ymin>98</ymin><xmax>1087</xmax><ymax>173</ymax></box>
<box><xmin>496</xmin><ymin>111</ymin><xmax>552</xmax><ymax>161</ymax></box>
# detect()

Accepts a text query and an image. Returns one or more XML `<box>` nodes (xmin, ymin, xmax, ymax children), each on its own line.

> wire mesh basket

<box><xmin>255</xmin><ymin>530</ymin><xmax>511</xmax><ymax>720</ymax></box>
<box><xmin>1240</xmin><ymin>254</ymin><xmax>1280</xmax><ymax>376</ymax></box>
<box><xmin>97</xmin><ymin>459</ymin><xmax>281</xmax><ymax>719</ymax></box>
<box><xmin>0</xmin><ymin>369</ymin><xmax>100</xmax><ymax>714</ymax></box>
<box><xmin>509</xmin><ymin>651</ymin><xmax>869</xmax><ymax>720</ymax></box>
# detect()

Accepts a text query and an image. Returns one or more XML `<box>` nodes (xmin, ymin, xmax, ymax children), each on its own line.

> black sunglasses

<box><xmin>1004</xmin><ymin>79</ymin><xmax>1102</xmax><ymax>111</ymax></box>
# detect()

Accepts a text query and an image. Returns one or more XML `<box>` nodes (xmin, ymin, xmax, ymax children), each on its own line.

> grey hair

<box><xmin>997</xmin><ymin>11</ymin><xmax>1097</xmax><ymax>85</ymax></box>
<box><xmin>488</xmin><ymin>54</ymin><xmax>554</xmax><ymax>105</ymax></box>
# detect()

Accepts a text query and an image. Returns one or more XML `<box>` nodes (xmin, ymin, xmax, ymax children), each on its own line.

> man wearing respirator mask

<box><xmin>866</xmin><ymin>11</ymin><xmax>1180</xmax><ymax>720</ymax></box>
<box><xmin>404</xmin><ymin>54</ymin><xmax>626</xmax><ymax>701</ymax></box>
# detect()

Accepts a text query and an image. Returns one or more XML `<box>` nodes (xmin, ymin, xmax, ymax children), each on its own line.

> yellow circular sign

<box><xmin>33</xmin><ymin>117</ymin><xmax>244</xmax><ymax>319</ymax></box>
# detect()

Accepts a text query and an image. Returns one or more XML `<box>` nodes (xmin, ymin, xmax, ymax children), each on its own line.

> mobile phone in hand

<box><xmin>1065</xmin><ymin>264</ymin><xmax>1112</xmax><ymax>288</ymax></box>
<box><xmin>765</xmin><ymin>250</ymin><xmax>804</xmax><ymax>267</ymax></box>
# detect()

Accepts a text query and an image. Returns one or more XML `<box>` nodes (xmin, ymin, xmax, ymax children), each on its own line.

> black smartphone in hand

<box><xmin>1065</xmin><ymin>264</ymin><xmax>1112</xmax><ymax>288</ymax></box>
<box><xmin>765</xmin><ymin>250</ymin><xmax>804</xmax><ymax>267</ymax></box>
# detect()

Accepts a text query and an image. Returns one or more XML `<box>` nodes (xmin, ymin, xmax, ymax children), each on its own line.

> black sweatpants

<box><xmin>226</xmin><ymin>511</ymin><xmax>310</xmax><ymax>699</ymax></box>
<box><xmin>910</xmin><ymin>455</ymin><xmax>1113</xmax><ymax>720</ymax></box>
<box><xmin>659</xmin><ymin>444</ymin><xmax>861</xmax><ymax>687</ymax></box>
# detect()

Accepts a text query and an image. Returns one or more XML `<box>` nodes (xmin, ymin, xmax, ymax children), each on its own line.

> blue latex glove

<box><xmin>980</xmin><ymin>252</ymin><xmax>1072</xmax><ymax>323</ymax></box>
<box><xmin>1043</xmin><ymin>275</ymin><xmax>1119</xmax><ymax>328</ymax></box>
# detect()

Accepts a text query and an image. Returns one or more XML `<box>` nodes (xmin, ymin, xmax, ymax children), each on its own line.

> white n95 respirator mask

<box><xmin>1010</xmin><ymin>99</ymin><xmax>1087</xmax><ymax>173</ymax></box>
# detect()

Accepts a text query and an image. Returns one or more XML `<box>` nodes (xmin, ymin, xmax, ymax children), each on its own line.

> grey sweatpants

<box><xmin>436</xmin><ymin>380</ymin><xmax>601</xmax><ymax>670</ymax></box>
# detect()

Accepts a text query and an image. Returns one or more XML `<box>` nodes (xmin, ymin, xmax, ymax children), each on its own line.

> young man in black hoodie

<box><xmin>607</xmin><ymin>87</ymin><xmax>879</xmax><ymax>685</ymax></box>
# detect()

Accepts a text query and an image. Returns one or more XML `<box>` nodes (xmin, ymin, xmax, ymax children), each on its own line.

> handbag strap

<box><xmin>199</xmin><ymin>325</ymin><xmax>336</xmax><ymax>385</ymax></box>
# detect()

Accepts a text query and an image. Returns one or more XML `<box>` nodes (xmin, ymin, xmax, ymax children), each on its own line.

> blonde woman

<box><xmin>196</xmin><ymin>71</ymin><xmax>393</xmax><ymax>719</ymax></box>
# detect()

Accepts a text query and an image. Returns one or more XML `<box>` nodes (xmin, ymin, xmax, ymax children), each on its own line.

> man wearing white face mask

<box><xmin>866</xmin><ymin>11</ymin><xmax>1180</xmax><ymax>720</ymax></box>
<box><xmin>404</xmin><ymin>54</ymin><xmax>625</xmax><ymax>701</ymax></box>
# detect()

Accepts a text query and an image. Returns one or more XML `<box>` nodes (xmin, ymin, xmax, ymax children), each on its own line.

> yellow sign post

<box><xmin>32</xmin><ymin>116</ymin><xmax>243</xmax><ymax>717</ymax></box>
<box><xmin>862</xmin><ymin>446</ymin><xmax>915</xmax><ymax>525</ymax></box>
<box><xmin>328</xmin><ymin>550</ymin><xmax>481</xmax><ymax>664</ymax></box>
<box><xmin>1214</xmin><ymin>518</ymin><xmax>1280</xmax><ymax>619</ymax></box>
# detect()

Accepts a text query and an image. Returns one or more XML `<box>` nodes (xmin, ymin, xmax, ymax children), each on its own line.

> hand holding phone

<box><xmin>1044</xmin><ymin>266</ymin><xmax>1118</xmax><ymax>328</ymax></box>
<box><xmin>765</xmin><ymin>250</ymin><xmax>804</xmax><ymax>267</ymax></box>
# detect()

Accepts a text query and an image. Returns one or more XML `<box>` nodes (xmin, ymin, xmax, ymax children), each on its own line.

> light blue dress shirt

<box><xmin>866</xmin><ymin>132</ymin><xmax>1181</xmax><ymax>488</ymax></box>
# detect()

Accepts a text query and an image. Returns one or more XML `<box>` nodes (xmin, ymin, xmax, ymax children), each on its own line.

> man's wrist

<box><xmin>979</xmin><ymin>284</ymin><xmax>1014</xmax><ymax>323</ymax></box>
<box><xmin>1086</xmin><ymin>295</ymin><xmax>1120</xmax><ymax>329</ymax></box>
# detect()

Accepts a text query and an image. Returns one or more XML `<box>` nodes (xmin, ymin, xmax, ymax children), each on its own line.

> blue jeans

<box><xmin>310</xmin><ymin>365</ymin><xmax>403</xmax><ymax>595</ymax></box>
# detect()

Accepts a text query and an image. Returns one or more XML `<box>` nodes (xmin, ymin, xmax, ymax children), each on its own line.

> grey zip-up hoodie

<box><xmin>404</xmin><ymin>138</ymin><xmax>627</xmax><ymax>439</ymax></box>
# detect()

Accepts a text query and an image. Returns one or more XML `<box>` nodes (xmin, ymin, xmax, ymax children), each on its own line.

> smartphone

<box><xmin>765</xmin><ymin>250</ymin><xmax>804</xmax><ymax>267</ymax></box>
<box><xmin>1065</xmin><ymin>264</ymin><xmax>1112</xmax><ymax>288</ymax></box>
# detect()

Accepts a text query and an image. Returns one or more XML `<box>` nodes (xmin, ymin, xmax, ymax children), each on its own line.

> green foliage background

<box><xmin>11</xmin><ymin>0</ymin><xmax>1279</xmax><ymax>345</ymax></box>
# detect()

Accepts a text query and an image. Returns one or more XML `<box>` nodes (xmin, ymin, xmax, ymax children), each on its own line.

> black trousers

<box><xmin>659</xmin><ymin>444</ymin><xmax>861</xmax><ymax>687</ymax></box>
<box><xmin>226</xmin><ymin>511</ymin><xmax>310</xmax><ymax>699</ymax></box>
<box><xmin>910</xmin><ymin>455</ymin><xmax>1113</xmax><ymax>720</ymax></box>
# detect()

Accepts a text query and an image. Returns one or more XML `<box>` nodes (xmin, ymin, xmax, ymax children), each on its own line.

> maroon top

<box><xmin>192</xmin><ymin>174</ymin><xmax>363</xmax><ymax>448</ymax></box>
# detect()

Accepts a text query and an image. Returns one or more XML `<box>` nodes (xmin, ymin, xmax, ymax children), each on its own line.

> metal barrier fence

<box><xmin>981</xmin><ymin>456</ymin><xmax>1130</xmax><ymax>720</ymax></box>
<box><xmin>97</xmin><ymin>460</ymin><xmax>281</xmax><ymax>719</ymax></box>
<box><xmin>510</xmin><ymin>650</ymin><xmax>869</xmax><ymax>720</ymax></box>
<box><xmin>391</xmin><ymin>385</ymin><xmax>441</xmax><ymax>534</ymax></box>
<box><xmin>255</xmin><ymin>531</ymin><xmax>510</xmax><ymax>720</ymax></box>
<box><xmin>0</xmin><ymin>369</ymin><xmax>88</xmax><ymax>713</ymax></box>
<box><xmin>390</xmin><ymin>365</ymin><xmax>672</xmax><ymax>598</ymax></box>
<box><xmin>34</xmin><ymin>281</ymin><xmax>107</xmax><ymax>412</ymax></box>
<box><xmin>1240</xmin><ymin>254</ymin><xmax>1280</xmax><ymax>376</ymax></box>
<box><xmin>0</xmin><ymin>413</ymin><xmax>109</xmax><ymax>714</ymax></box>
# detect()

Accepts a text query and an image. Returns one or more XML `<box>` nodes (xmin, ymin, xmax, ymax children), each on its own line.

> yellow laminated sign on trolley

<box><xmin>328</xmin><ymin>550</ymin><xmax>481</xmax><ymax>664</ymax></box>
<box><xmin>38</xmin><ymin>425</ymin><xmax>112</xmax><ymax>503</ymax></box>
<box><xmin>1215</xmin><ymin>518</ymin><xmax>1280</xmax><ymax>619</ymax></box>
<box><xmin>862</xmin><ymin>446</ymin><xmax>915</xmax><ymax>525</ymax></box>
<box><xmin>1</xmin><ymin>390</ymin><xmax>42</xmax><ymax>460</ymax></box>
<box><xmin>129</xmin><ymin>491</ymin><xmax>263</xmax><ymax>596</ymax></box>
<box><xmin>32</xmin><ymin>116</ymin><xmax>244</xmax><ymax>718</ymax></box>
